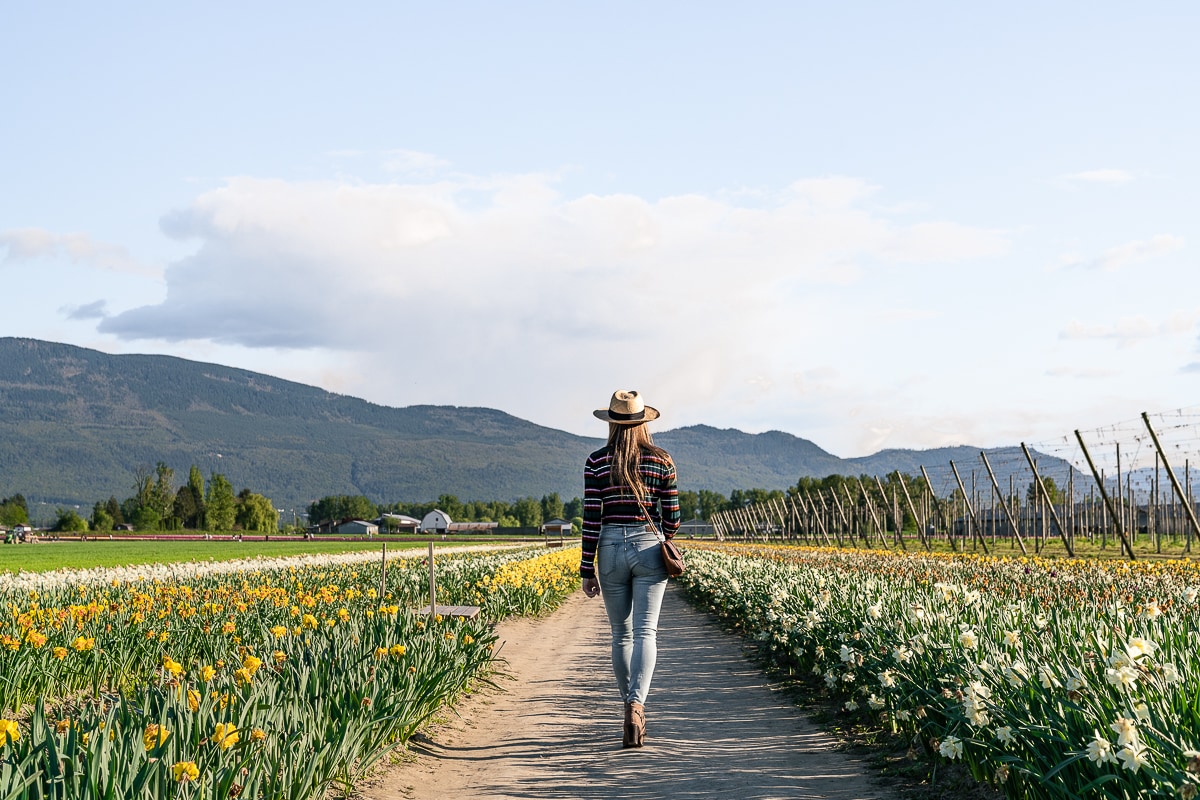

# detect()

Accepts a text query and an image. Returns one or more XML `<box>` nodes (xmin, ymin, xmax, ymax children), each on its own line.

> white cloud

<box><xmin>1063</xmin><ymin>169</ymin><xmax>1135</xmax><ymax>184</ymax></box>
<box><xmin>1056</xmin><ymin>234</ymin><xmax>1184</xmax><ymax>272</ymax></box>
<box><xmin>1059</xmin><ymin>311</ymin><xmax>1200</xmax><ymax>346</ymax></box>
<box><xmin>0</xmin><ymin>228</ymin><xmax>159</xmax><ymax>277</ymax></box>
<box><xmin>85</xmin><ymin>170</ymin><xmax>1009</xmax><ymax>441</ymax></box>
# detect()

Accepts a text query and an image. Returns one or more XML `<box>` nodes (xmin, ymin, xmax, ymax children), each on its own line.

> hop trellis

<box><xmin>709</xmin><ymin>406</ymin><xmax>1200</xmax><ymax>560</ymax></box>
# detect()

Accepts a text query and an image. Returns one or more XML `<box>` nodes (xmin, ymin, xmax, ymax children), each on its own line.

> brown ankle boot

<box><xmin>623</xmin><ymin>702</ymin><xmax>645</xmax><ymax>748</ymax></box>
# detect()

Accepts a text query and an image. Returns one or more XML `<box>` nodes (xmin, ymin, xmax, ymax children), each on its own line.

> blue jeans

<box><xmin>596</xmin><ymin>523</ymin><xmax>668</xmax><ymax>706</ymax></box>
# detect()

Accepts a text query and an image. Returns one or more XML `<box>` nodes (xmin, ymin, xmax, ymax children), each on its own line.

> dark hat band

<box><xmin>609</xmin><ymin>409</ymin><xmax>646</xmax><ymax>421</ymax></box>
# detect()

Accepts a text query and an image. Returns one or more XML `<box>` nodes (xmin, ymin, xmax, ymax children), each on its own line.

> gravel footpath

<box><xmin>358</xmin><ymin>584</ymin><xmax>895</xmax><ymax>800</ymax></box>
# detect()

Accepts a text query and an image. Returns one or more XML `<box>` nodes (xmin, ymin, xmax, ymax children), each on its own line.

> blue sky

<box><xmin>3</xmin><ymin>2</ymin><xmax>1198</xmax><ymax>457</ymax></box>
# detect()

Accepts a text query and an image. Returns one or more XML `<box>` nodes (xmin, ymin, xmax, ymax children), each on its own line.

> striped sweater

<box><xmin>580</xmin><ymin>445</ymin><xmax>681</xmax><ymax>578</ymax></box>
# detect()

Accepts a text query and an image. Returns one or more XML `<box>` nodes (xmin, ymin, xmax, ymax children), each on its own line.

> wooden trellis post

<box><xmin>1020</xmin><ymin>443</ymin><xmax>1074</xmax><ymax>556</ymax></box>
<box><xmin>979</xmin><ymin>451</ymin><xmax>1028</xmax><ymax>556</ymax></box>
<box><xmin>897</xmin><ymin>475</ymin><xmax>931</xmax><ymax>551</ymax></box>
<box><xmin>949</xmin><ymin>460</ymin><xmax>989</xmax><ymax>554</ymax></box>
<box><xmin>856</xmin><ymin>478</ymin><xmax>889</xmax><ymax>548</ymax></box>
<box><xmin>1140</xmin><ymin>411</ymin><xmax>1200</xmax><ymax>554</ymax></box>
<box><xmin>1074</xmin><ymin>430</ymin><xmax>1135</xmax><ymax>560</ymax></box>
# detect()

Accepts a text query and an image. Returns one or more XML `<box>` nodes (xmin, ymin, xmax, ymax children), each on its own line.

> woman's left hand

<box><xmin>582</xmin><ymin>577</ymin><xmax>600</xmax><ymax>598</ymax></box>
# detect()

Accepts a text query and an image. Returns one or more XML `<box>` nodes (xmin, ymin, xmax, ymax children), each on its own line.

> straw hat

<box><xmin>593</xmin><ymin>390</ymin><xmax>660</xmax><ymax>424</ymax></box>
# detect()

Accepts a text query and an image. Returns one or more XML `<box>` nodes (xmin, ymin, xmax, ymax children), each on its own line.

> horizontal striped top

<box><xmin>580</xmin><ymin>445</ymin><xmax>681</xmax><ymax>578</ymax></box>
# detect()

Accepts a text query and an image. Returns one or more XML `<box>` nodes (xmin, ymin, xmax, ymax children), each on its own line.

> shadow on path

<box><xmin>364</xmin><ymin>585</ymin><xmax>892</xmax><ymax>800</ymax></box>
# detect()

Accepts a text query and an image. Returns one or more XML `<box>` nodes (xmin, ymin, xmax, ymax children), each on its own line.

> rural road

<box><xmin>358</xmin><ymin>585</ymin><xmax>894</xmax><ymax>800</ymax></box>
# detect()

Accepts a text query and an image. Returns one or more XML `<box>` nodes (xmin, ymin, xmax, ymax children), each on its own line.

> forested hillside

<box><xmin>0</xmin><ymin>338</ymin><xmax>1062</xmax><ymax>517</ymax></box>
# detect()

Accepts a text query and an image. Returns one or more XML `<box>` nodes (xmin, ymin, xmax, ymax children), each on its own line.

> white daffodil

<box><xmin>1127</xmin><ymin>636</ymin><xmax>1157</xmax><ymax>660</ymax></box>
<box><xmin>1038</xmin><ymin>664</ymin><xmax>1062</xmax><ymax>690</ymax></box>
<box><xmin>1105</xmin><ymin>666</ymin><xmax>1140</xmax><ymax>691</ymax></box>
<box><xmin>1086</xmin><ymin>734</ymin><xmax>1117</xmax><ymax>764</ymax></box>
<box><xmin>1110</xmin><ymin>717</ymin><xmax>1139</xmax><ymax>748</ymax></box>
<box><xmin>995</xmin><ymin>726</ymin><xmax>1015</xmax><ymax>745</ymax></box>
<box><xmin>938</xmin><ymin>736</ymin><xmax>963</xmax><ymax>760</ymax></box>
<box><xmin>1116</xmin><ymin>745</ymin><xmax>1149</xmax><ymax>773</ymax></box>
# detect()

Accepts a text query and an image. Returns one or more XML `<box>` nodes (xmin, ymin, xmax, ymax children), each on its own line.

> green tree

<box><xmin>151</xmin><ymin>462</ymin><xmax>176</xmax><ymax>528</ymax></box>
<box><xmin>53</xmin><ymin>508</ymin><xmax>88</xmax><ymax>532</ymax></box>
<box><xmin>1027</xmin><ymin>476</ymin><xmax>1064</xmax><ymax>505</ymax></box>
<box><xmin>512</xmin><ymin>496</ymin><xmax>542</xmax><ymax>528</ymax></box>
<box><xmin>173</xmin><ymin>485</ymin><xmax>202</xmax><ymax>529</ymax></box>
<box><xmin>0</xmin><ymin>499</ymin><xmax>29</xmax><ymax>527</ymax></box>
<box><xmin>697</xmin><ymin>490</ymin><xmax>726</xmax><ymax>521</ymax></box>
<box><xmin>132</xmin><ymin>506</ymin><xmax>161</xmax><ymax>531</ymax></box>
<box><xmin>540</xmin><ymin>493</ymin><xmax>564</xmax><ymax>522</ymax></box>
<box><xmin>91</xmin><ymin>508</ymin><xmax>114</xmax><ymax>532</ymax></box>
<box><xmin>676</xmin><ymin>490</ymin><xmax>699</xmax><ymax>520</ymax></box>
<box><xmin>564</xmin><ymin>497</ymin><xmax>584</xmax><ymax>521</ymax></box>
<box><xmin>436</xmin><ymin>494</ymin><xmax>464</xmax><ymax>520</ymax></box>
<box><xmin>236</xmin><ymin>492</ymin><xmax>279</xmax><ymax>533</ymax></box>
<box><xmin>308</xmin><ymin>495</ymin><xmax>377</xmax><ymax>525</ymax></box>
<box><xmin>105</xmin><ymin>496</ymin><xmax>124</xmax><ymax>526</ymax></box>
<box><xmin>205</xmin><ymin>473</ymin><xmax>236</xmax><ymax>531</ymax></box>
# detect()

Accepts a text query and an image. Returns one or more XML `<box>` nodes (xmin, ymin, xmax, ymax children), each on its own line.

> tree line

<box><xmin>11</xmin><ymin>468</ymin><xmax>1062</xmax><ymax>535</ymax></box>
<box><xmin>27</xmin><ymin>462</ymin><xmax>280</xmax><ymax>534</ymax></box>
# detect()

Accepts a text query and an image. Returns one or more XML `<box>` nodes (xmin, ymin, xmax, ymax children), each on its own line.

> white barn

<box><xmin>420</xmin><ymin>509</ymin><xmax>452</xmax><ymax>533</ymax></box>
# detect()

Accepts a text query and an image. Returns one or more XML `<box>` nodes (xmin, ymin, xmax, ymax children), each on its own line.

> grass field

<box><xmin>0</xmin><ymin>538</ymin><xmax>436</xmax><ymax>574</ymax></box>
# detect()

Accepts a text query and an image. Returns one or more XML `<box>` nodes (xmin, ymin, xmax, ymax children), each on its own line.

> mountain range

<box><xmin>0</xmin><ymin>338</ymin><xmax>1073</xmax><ymax>517</ymax></box>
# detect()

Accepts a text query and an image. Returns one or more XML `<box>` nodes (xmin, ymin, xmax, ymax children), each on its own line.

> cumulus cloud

<box><xmin>0</xmin><ymin>228</ymin><xmax>159</xmax><ymax>277</ymax></box>
<box><xmin>92</xmin><ymin>170</ymin><xmax>1009</xmax><ymax>436</ymax></box>
<box><xmin>1063</xmin><ymin>169</ymin><xmax>1135</xmax><ymax>184</ymax></box>
<box><xmin>1056</xmin><ymin>234</ymin><xmax>1184</xmax><ymax>272</ymax></box>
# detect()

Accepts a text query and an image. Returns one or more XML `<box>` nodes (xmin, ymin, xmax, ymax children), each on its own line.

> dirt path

<box><xmin>359</xmin><ymin>585</ymin><xmax>893</xmax><ymax>800</ymax></box>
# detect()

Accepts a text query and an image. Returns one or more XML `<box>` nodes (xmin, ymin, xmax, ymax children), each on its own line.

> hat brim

<box><xmin>593</xmin><ymin>406</ymin><xmax>660</xmax><ymax>424</ymax></box>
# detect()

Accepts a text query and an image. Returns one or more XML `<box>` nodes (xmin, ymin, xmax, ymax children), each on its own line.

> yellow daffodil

<box><xmin>172</xmin><ymin>761</ymin><xmax>200</xmax><ymax>782</ymax></box>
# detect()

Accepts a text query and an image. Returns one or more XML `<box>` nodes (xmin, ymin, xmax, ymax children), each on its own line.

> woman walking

<box><xmin>580</xmin><ymin>390</ymin><xmax>681</xmax><ymax>748</ymax></box>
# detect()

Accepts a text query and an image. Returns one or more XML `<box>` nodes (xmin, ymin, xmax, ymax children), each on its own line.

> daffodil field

<box><xmin>678</xmin><ymin>544</ymin><xmax>1200</xmax><ymax>800</ymax></box>
<box><xmin>0</xmin><ymin>545</ymin><xmax>579</xmax><ymax>799</ymax></box>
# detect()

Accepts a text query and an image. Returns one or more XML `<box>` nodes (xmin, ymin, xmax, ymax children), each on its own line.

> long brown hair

<box><xmin>608</xmin><ymin>422</ymin><xmax>673</xmax><ymax>504</ymax></box>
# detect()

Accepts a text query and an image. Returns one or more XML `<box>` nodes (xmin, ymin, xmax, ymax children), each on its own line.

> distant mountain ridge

<box><xmin>0</xmin><ymin>338</ymin><xmax>1067</xmax><ymax>515</ymax></box>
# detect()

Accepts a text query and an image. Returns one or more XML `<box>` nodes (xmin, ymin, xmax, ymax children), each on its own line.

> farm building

<box><xmin>542</xmin><ymin>518</ymin><xmax>573</xmax><ymax>546</ymax></box>
<box><xmin>678</xmin><ymin>518</ymin><xmax>714</xmax><ymax>538</ymax></box>
<box><xmin>447</xmin><ymin>521</ymin><xmax>498</xmax><ymax>533</ymax></box>
<box><xmin>335</xmin><ymin>519</ymin><xmax>379</xmax><ymax>536</ymax></box>
<box><xmin>378</xmin><ymin>513</ymin><xmax>420</xmax><ymax>533</ymax></box>
<box><xmin>420</xmin><ymin>509</ymin><xmax>452</xmax><ymax>533</ymax></box>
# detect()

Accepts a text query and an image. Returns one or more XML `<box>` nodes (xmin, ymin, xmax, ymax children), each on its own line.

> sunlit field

<box><xmin>679</xmin><ymin>541</ymin><xmax>1200</xmax><ymax>800</ymax></box>
<box><xmin>0</xmin><ymin>544</ymin><xmax>580</xmax><ymax>798</ymax></box>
